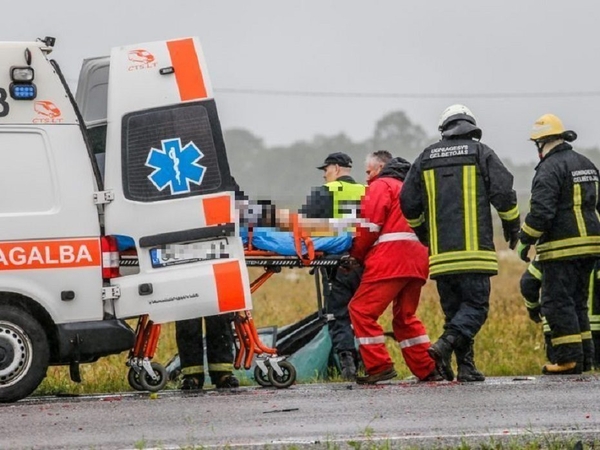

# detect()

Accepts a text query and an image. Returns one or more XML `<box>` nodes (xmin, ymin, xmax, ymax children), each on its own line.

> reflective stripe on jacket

<box><xmin>401</xmin><ymin>138</ymin><xmax>518</xmax><ymax>278</ymax></box>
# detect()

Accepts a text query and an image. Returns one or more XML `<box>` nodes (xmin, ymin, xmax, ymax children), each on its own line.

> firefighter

<box><xmin>300</xmin><ymin>152</ymin><xmax>366</xmax><ymax>380</ymax></box>
<box><xmin>401</xmin><ymin>104</ymin><xmax>520</xmax><ymax>382</ymax></box>
<box><xmin>348</xmin><ymin>153</ymin><xmax>440</xmax><ymax>384</ymax></box>
<box><xmin>175</xmin><ymin>314</ymin><xmax>240</xmax><ymax>390</ymax></box>
<box><xmin>520</xmin><ymin>257</ymin><xmax>600</xmax><ymax>369</ymax></box>
<box><xmin>517</xmin><ymin>113</ymin><xmax>600</xmax><ymax>375</ymax></box>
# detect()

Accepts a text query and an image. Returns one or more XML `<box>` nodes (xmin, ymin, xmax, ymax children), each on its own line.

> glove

<box><xmin>517</xmin><ymin>241</ymin><xmax>531</xmax><ymax>262</ymax></box>
<box><xmin>339</xmin><ymin>255</ymin><xmax>360</xmax><ymax>272</ymax></box>
<box><xmin>527</xmin><ymin>306</ymin><xmax>542</xmax><ymax>324</ymax></box>
<box><xmin>503</xmin><ymin>221</ymin><xmax>520</xmax><ymax>250</ymax></box>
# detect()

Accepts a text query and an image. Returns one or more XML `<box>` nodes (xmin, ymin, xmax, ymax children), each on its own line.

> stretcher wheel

<box><xmin>254</xmin><ymin>365</ymin><xmax>271</xmax><ymax>387</ymax></box>
<box><xmin>138</xmin><ymin>362</ymin><xmax>168</xmax><ymax>392</ymax></box>
<box><xmin>267</xmin><ymin>361</ymin><xmax>296</xmax><ymax>389</ymax></box>
<box><xmin>127</xmin><ymin>367</ymin><xmax>144</xmax><ymax>391</ymax></box>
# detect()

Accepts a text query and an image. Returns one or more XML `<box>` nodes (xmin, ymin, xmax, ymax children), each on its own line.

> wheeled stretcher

<box><xmin>121</xmin><ymin>214</ymin><xmax>351</xmax><ymax>391</ymax></box>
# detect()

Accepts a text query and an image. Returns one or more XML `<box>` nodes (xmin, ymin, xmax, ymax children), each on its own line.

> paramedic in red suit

<box><xmin>348</xmin><ymin>154</ymin><xmax>440</xmax><ymax>384</ymax></box>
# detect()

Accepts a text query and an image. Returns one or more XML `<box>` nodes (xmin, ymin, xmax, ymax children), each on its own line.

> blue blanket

<box><xmin>241</xmin><ymin>227</ymin><xmax>352</xmax><ymax>256</ymax></box>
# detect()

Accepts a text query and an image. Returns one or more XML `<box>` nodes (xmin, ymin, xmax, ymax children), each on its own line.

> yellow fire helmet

<box><xmin>530</xmin><ymin>114</ymin><xmax>577</xmax><ymax>142</ymax></box>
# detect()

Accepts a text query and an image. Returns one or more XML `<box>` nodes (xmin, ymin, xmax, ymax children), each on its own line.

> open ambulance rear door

<box><xmin>102</xmin><ymin>37</ymin><xmax>251</xmax><ymax>323</ymax></box>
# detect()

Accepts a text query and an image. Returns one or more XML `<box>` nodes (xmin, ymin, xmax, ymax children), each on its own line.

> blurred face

<box><xmin>322</xmin><ymin>164</ymin><xmax>340</xmax><ymax>183</ymax></box>
<box><xmin>365</xmin><ymin>160</ymin><xmax>384</xmax><ymax>182</ymax></box>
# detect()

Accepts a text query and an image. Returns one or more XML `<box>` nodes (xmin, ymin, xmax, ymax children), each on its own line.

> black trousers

<box><xmin>175</xmin><ymin>314</ymin><xmax>235</xmax><ymax>376</ymax></box>
<box><xmin>541</xmin><ymin>258</ymin><xmax>596</xmax><ymax>365</ymax></box>
<box><xmin>322</xmin><ymin>265</ymin><xmax>363</xmax><ymax>353</ymax></box>
<box><xmin>435</xmin><ymin>273</ymin><xmax>491</xmax><ymax>340</ymax></box>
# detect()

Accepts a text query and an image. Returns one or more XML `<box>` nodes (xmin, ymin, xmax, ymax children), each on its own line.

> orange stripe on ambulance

<box><xmin>0</xmin><ymin>238</ymin><xmax>101</xmax><ymax>270</ymax></box>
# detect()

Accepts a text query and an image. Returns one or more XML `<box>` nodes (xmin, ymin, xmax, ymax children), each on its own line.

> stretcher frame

<box><xmin>122</xmin><ymin>213</ymin><xmax>345</xmax><ymax>391</ymax></box>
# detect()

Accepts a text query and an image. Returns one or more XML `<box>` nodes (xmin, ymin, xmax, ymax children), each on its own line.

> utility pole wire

<box><xmin>214</xmin><ymin>88</ymin><xmax>600</xmax><ymax>99</ymax></box>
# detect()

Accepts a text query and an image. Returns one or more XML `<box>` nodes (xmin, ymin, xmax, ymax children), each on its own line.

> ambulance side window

<box><xmin>87</xmin><ymin>124</ymin><xmax>107</xmax><ymax>179</ymax></box>
<box><xmin>0</xmin><ymin>130</ymin><xmax>56</xmax><ymax>214</ymax></box>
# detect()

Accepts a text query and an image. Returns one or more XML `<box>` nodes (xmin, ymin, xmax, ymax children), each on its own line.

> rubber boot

<box><xmin>338</xmin><ymin>350</ymin><xmax>357</xmax><ymax>381</ymax></box>
<box><xmin>542</xmin><ymin>361</ymin><xmax>582</xmax><ymax>375</ymax></box>
<box><xmin>180</xmin><ymin>373</ymin><xmax>204</xmax><ymax>391</ymax></box>
<box><xmin>455</xmin><ymin>339</ymin><xmax>485</xmax><ymax>382</ymax></box>
<box><xmin>427</xmin><ymin>333</ymin><xmax>458</xmax><ymax>381</ymax></box>
<box><xmin>211</xmin><ymin>371</ymin><xmax>240</xmax><ymax>389</ymax></box>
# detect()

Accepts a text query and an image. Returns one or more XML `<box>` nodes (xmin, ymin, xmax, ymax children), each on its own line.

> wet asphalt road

<box><xmin>1</xmin><ymin>375</ymin><xmax>600</xmax><ymax>449</ymax></box>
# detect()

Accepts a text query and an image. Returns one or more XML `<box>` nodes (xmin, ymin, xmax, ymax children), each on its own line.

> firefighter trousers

<box><xmin>175</xmin><ymin>314</ymin><xmax>235</xmax><ymax>378</ymax></box>
<box><xmin>541</xmin><ymin>258</ymin><xmax>595</xmax><ymax>365</ymax></box>
<box><xmin>348</xmin><ymin>277</ymin><xmax>435</xmax><ymax>380</ymax></box>
<box><xmin>435</xmin><ymin>273</ymin><xmax>490</xmax><ymax>340</ymax></box>
<box><xmin>322</xmin><ymin>266</ymin><xmax>363</xmax><ymax>354</ymax></box>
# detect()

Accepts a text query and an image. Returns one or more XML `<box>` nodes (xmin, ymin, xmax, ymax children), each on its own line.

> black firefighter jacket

<box><xmin>520</xmin><ymin>142</ymin><xmax>600</xmax><ymax>261</ymax></box>
<box><xmin>401</xmin><ymin>134</ymin><xmax>519</xmax><ymax>278</ymax></box>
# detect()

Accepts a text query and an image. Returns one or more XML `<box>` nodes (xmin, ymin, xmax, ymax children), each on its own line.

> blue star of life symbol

<box><xmin>145</xmin><ymin>138</ymin><xmax>206</xmax><ymax>195</ymax></box>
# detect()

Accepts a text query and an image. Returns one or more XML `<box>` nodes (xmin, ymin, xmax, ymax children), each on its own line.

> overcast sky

<box><xmin>6</xmin><ymin>1</ymin><xmax>600</xmax><ymax>164</ymax></box>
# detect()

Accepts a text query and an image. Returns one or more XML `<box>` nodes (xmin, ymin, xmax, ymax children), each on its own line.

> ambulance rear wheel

<box><xmin>138</xmin><ymin>362</ymin><xmax>168</xmax><ymax>392</ymax></box>
<box><xmin>253</xmin><ymin>365</ymin><xmax>271</xmax><ymax>387</ymax></box>
<box><xmin>127</xmin><ymin>367</ymin><xmax>144</xmax><ymax>391</ymax></box>
<box><xmin>0</xmin><ymin>305</ymin><xmax>50</xmax><ymax>403</ymax></box>
<box><xmin>267</xmin><ymin>361</ymin><xmax>296</xmax><ymax>389</ymax></box>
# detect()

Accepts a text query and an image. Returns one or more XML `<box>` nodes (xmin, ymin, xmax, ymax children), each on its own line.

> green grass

<box><xmin>36</xmin><ymin>247</ymin><xmax>547</xmax><ymax>395</ymax></box>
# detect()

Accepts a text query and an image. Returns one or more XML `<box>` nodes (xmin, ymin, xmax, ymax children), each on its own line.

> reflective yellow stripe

<box><xmin>429</xmin><ymin>260</ymin><xmax>498</xmax><ymax>276</ymax></box>
<box><xmin>596</xmin><ymin>182</ymin><xmax>600</xmax><ymax>223</ymax></box>
<box><xmin>551</xmin><ymin>334</ymin><xmax>582</xmax><ymax>346</ymax></box>
<box><xmin>581</xmin><ymin>331</ymin><xmax>592</xmax><ymax>340</ymax></box>
<box><xmin>527</xmin><ymin>262</ymin><xmax>542</xmax><ymax>280</ymax></box>
<box><xmin>590</xmin><ymin>324</ymin><xmax>600</xmax><ymax>331</ymax></box>
<box><xmin>207</xmin><ymin>363</ymin><xmax>234</xmax><ymax>372</ymax></box>
<box><xmin>498</xmin><ymin>205</ymin><xmax>520</xmax><ymax>221</ymax></box>
<box><xmin>407</xmin><ymin>214</ymin><xmax>425</xmax><ymax>228</ymax></box>
<box><xmin>538</xmin><ymin>244</ymin><xmax>600</xmax><ymax>261</ymax></box>
<box><xmin>573</xmin><ymin>184</ymin><xmax>587</xmax><ymax>237</ymax></box>
<box><xmin>424</xmin><ymin>169</ymin><xmax>438</xmax><ymax>255</ymax></box>
<box><xmin>537</xmin><ymin>236</ymin><xmax>600</xmax><ymax>251</ymax></box>
<box><xmin>181</xmin><ymin>365</ymin><xmax>204</xmax><ymax>375</ymax></box>
<box><xmin>430</xmin><ymin>250</ymin><xmax>497</xmax><ymax>265</ymax></box>
<box><xmin>522</xmin><ymin>222</ymin><xmax>543</xmax><ymax>238</ymax></box>
<box><xmin>463</xmin><ymin>166</ymin><xmax>477</xmax><ymax>251</ymax></box>
<box><xmin>524</xmin><ymin>299</ymin><xmax>540</xmax><ymax>309</ymax></box>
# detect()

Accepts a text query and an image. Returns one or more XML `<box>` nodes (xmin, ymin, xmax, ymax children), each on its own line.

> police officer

<box><xmin>176</xmin><ymin>314</ymin><xmax>239</xmax><ymax>390</ymax></box>
<box><xmin>401</xmin><ymin>104</ymin><xmax>520</xmax><ymax>382</ymax></box>
<box><xmin>517</xmin><ymin>113</ymin><xmax>600</xmax><ymax>375</ymax></box>
<box><xmin>300</xmin><ymin>152</ymin><xmax>366</xmax><ymax>380</ymax></box>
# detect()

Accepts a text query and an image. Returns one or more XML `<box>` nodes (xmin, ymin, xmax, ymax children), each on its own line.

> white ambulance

<box><xmin>0</xmin><ymin>36</ymin><xmax>252</xmax><ymax>403</ymax></box>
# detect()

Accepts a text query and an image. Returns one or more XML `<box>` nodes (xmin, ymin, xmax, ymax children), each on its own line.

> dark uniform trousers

<box><xmin>541</xmin><ymin>258</ymin><xmax>596</xmax><ymax>365</ymax></box>
<box><xmin>323</xmin><ymin>265</ymin><xmax>363</xmax><ymax>353</ymax></box>
<box><xmin>175</xmin><ymin>314</ymin><xmax>235</xmax><ymax>378</ymax></box>
<box><xmin>435</xmin><ymin>273</ymin><xmax>490</xmax><ymax>340</ymax></box>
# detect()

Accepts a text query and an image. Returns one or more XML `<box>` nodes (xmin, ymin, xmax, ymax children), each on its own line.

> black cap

<box><xmin>316</xmin><ymin>152</ymin><xmax>353</xmax><ymax>170</ymax></box>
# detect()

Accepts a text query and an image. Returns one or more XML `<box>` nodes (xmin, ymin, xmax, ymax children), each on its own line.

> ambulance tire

<box><xmin>267</xmin><ymin>361</ymin><xmax>296</xmax><ymax>389</ymax></box>
<box><xmin>0</xmin><ymin>305</ymin><xmax>50</xmax><ymax>403</ymax></box>
<box><xmin>253</xmin><ymin>365</ymin><xmax>271</xmax><ymax>387</ymax></box>
<box><xmin>138</xmin><ymin>362</ymin><xmax>168</xmax><ymax>392</ymax></box>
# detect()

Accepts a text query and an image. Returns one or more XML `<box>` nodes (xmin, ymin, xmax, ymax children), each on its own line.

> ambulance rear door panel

<box><xmin>0</xmin><ymin>43</ymin><xmax>103</xmax><ymax>323</ymax></box>
<box><xmin>103</xmin><ymin>37</ymin><xmax>251</xmax><ymax>323</ymax></box>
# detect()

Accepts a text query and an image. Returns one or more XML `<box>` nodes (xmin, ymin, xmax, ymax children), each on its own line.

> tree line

<box><xmin>224</xmin><ymin>111</ymin><xmax>600</xmax><ymax>209</ymax></box>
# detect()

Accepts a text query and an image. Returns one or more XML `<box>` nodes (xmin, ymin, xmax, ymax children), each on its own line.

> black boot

<box><xmin>427</xmin><ymin>333</ymin><xmax>458</xmax><ymax>381</ymax></box>
<box><xmin>180</xmin><ymin>373</ymin><xmax>204</xmax><ymax>391</ymax></box>
<box><xmin>455</xmin><ymin>339</ymin><xmax>485</xmax><ymax>382</ymax></box>
<box><xmin>338</xmin><ymin>350</ymin><xmax>357</xmax><ymax>381</ymax></box>
<box><xmin>211</xmin><ymin>371</ymin><xmax>240</xmax><ymax>389</ymax></box>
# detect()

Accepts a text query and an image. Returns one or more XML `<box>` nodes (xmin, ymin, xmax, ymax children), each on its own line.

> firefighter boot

<box><xmin>427</xmin><ymin>333</ymin><xmax>459</xmax><ymax>381</ymax></box>
<box><xmin>455</xmin><ymin>340</ymin><xmax>485</xmax><ymax>382</ymax></box>
<box><xmin>339</xmin><ymin>350</ymin><xmax>357</xmax><ymax>381</ymax></box>
<box><xmin>180</xmin><ymin>373</ymin><xmax>204</xmax><ymax>391</ymax></box>
<box><xmin>212</xmin><ymin>371</ymin><xmax>240</xmax><ymax>389</ymax></box>
<box><xmin>542</xmin><ymin>361</ymin><xmax>582</xmax><ymax>375</ymax></box>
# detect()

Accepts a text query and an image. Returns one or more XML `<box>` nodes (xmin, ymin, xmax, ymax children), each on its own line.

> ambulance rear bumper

<box><xmin>54</xmin><ymin>319</ymin><xmax>136</xmax><ymax>364</ymax></box>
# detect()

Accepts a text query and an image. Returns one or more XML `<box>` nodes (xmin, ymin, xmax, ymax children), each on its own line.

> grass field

<box><xmin>37</xmin><ymin>247</ymin><xmax>547</xmax><ymax>395</ymax></box>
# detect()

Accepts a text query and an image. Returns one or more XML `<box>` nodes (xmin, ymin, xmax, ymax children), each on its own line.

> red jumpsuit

<box><xmin>348</xmin><ymin>165</ymin><xmax>434</xmax><ymax>380</ymax></box>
